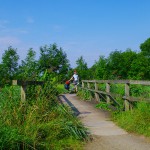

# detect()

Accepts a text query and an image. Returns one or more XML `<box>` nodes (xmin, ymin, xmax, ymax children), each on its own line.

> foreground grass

<box><xmin>0</xmin><ymin>83</ymin><xmax>88</xmax><ymax>150</ymax></box>
<box><xmin>112</xmin><ymin>102</ymin><xmax>150</xmax><ymax>137</ymax></box>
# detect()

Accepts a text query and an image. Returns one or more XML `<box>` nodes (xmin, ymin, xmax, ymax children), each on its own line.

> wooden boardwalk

<box><xmin>59</xmin><ymin>94</ymin><xmax>150</xmax><ymax>150</ymax></box>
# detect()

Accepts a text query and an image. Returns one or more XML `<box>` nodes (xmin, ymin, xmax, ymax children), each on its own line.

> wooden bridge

<box><xmin>81</xmin><ymin>80</ymin><xmax>150</xmax><ymax>111</ymax></box>
<box><xmin>12</xmin><ymin>79</ymin><xmax>150</xmax><ymax>149</ymax></box>
<box><xmin>12</xmin><ymin>79</ymin><xmax>150</xmax><ymax>110</ymax></box>
<box><xmin>59</xmin><ymin>93</ymin><xmax>150</xmax><ymax>150</ymax></box>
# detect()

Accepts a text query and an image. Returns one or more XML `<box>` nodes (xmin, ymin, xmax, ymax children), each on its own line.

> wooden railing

<box><xmin>81</xmin><ymin>80</ymin><xmax>150</xmax><ymax>111</ymax></box>
<box><xmin>12</xmin><ymin>80</ymin><xmax>44</xmax><ymax>101</ymax></box>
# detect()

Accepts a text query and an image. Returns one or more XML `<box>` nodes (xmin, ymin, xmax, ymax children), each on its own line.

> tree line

<box><xmin>0</xmin><ymin>38</ymin><xmax>150</xmax><ymax>87</ymax></box>
<box><xmin>76</xmin><ymin>38</ymin><xmax>150</xmax><ymax>81</ymax></box>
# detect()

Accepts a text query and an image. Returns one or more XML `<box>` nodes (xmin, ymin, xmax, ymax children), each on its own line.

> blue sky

<box><xmin>0</xmin><ymin>0</ymin><xmax>150</xmax><ymax>67</ymax></box>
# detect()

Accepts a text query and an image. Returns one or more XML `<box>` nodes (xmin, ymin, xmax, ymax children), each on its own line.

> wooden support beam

<box><xmin>94</xmin><ymin>82</ymin><xmax>99</xmax><ymax>102</ymax></box>
<box><xmin>106</xmin><ymin>83</ymin><xmax>110</xmax><ymax>104</ymax></box>
<box><xmin>125</xmin><ymin>83</ymin><xmax>130</xmax><ymax>111</ymax></box>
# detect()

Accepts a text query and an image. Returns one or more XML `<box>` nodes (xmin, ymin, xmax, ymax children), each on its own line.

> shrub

<box><xmin>0</xmin><ymin>83</ymin><xmax>88</xmax><ymax>149</ymax></box>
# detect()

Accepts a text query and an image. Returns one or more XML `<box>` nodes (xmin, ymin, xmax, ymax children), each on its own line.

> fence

<box><xmin>81</xmin><ymin>80</ymin><xmax>150</xmax><ymax>111</ymax></box>
<box><xmin>12</xmin><ymin>80</ymin><xmax>44</xmax><ymax>101</ymax></box>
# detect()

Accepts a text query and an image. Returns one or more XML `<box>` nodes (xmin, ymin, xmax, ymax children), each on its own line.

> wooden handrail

<box><xmin>82</xmin><ymin>80</ymin><xmax>150</xmax><ymax>85</ymax></box>
<box><xmin>81</xmin><ymin>80</ymin><xmax>150</xmax><ymax>111</ymax></box>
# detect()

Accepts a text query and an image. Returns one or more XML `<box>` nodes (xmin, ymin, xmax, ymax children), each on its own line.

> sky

<box><xmin>0</xmin><ymin>0</ymin><xmax>150</xmax><ymax>67</ymax></box>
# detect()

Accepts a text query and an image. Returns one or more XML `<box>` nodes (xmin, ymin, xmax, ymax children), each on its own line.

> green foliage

<box><xmin>90</xmin><ymin>56</ymin><xmax>107</xmax><ymax>79</ymax></box>
<box><xmin>77</xmin><ymin>89</ymin><xmax>93</xmax><ymax>101</ymax></box>
<box><xmin>75</xmin><ymin>56</ymin><xmax>90</xmax><ymax>80</ymax></box>
<box><xmin>140</xmin><ymin>38</ymin><xmax>150</xmax><ymax>57</ymax></box>
<box><xmin>57</xmin><ymin>84</ymin><xmax>70</xmax><ymax>94</ymax></box>
<box><xmin>113</xmin><ymin>102</ymin><xmax>150</xmax><ymax>137</ymax></box>
<box><xmin>88</xmin><ymin>41</ymin><xmax>150</xmax><ymax>80</ymax></box>
<box><xmin>128</xmin><ymin>53</ymin><xmax>150</xmax><ymax>80</ymax></box>
<box><xmin>17</xmin><ymin>48</ymin><xmax>38</xmax><ymax>80</ymax></box>
<box><xmin>38</xmin><ymin>43</ymin><xmax>70</xmax><ymax>82</ymax></box>
<box><xmin>0</xmin><ymin>47</ymin><xmax>19</xmax><ymax>86</ymax></box>
<box><xmin>130</xmin><ymin>85</ymin><xmax>150</xmax><ymax>98</ymax></box>
<box><xmin>95</xmin><ymin>102</ymin><xmax>111</xmax><ymax>111</ymax></box>
<box><xmin>0</xmin><ymin>84</ymin><xmax>88</xmax><ymax>149</ymax></box>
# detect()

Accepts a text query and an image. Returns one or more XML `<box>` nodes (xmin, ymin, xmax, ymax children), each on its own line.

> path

<box><xmin>59</xmin><ymin>94</ymin><xmax>150</xmax><ymax>150</ymax></box>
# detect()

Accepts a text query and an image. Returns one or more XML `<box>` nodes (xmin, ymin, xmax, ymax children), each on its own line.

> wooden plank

<box><xmin>82</xmin><ymin>80</ymin><xmax>150</xmax><ymax>85</ymax></box>
<box><xmin>129</xmin><ymin>80</ymin><xmax>150</xmax><ymax>85</ymax></box>
<box><xmin>12</xmin><ymin>80</ymin><xmax>44</xmax><ymax>86</ymax></box>
<box><xmin>82</xmin><ymin>81</ymin><xmax>85</xmax><ymax>88</ymax></box>
<box><xmin>106</xmin><ymin>83</ymin><xmax>110</xmax><ymax>103</ymax></box>
<box><xmin>95</xmin><ymin>82</ymin><xmax>99</xmax><ymax>102</ymax></box>
<box><xmin>123</xmin><ymin>96</ymin><xmax>150</xmax><ymax>102</ymax></box>
<box><xmin>21</xmin><ymin>86</ymin><xmax>26</xmax><ymax>101</ymax></box>
<box><xmin>124</xmin><ymin>83</ymin><xmax>130</xmax><ymax>111</ymax></box>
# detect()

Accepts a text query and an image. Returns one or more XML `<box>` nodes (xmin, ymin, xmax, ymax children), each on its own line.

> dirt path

<box><xmin>59</xmin><ymin>94</ymin><xmax>150</xmax><ymax>150</ymax></box>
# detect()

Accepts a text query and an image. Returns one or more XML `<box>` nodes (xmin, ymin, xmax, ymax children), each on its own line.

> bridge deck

<box><xmin>59</xmin><ymin>94</ymin><xmax>150</xmax><ymax>150</ymax></box>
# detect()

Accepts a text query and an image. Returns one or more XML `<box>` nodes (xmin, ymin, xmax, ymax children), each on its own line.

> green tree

<box><xmin>128</xmin><ymin>53</ymin><xmax>150</xmax><ymax>80</ymax></box>
<box><xmin>38</xmin><ymin>43</ymin><xmax>70</xmax><ymax>82</ymax></box>
<box><xmin>90</xmin><ymin>56</ymin><xmax>107</xmax><ymax>79</ymax></box>
<box><xmin>0</xmin><ymin>46</ymin><xmax>19</xmax><ymax>86</ymax></box>
<box><xmin>120</xmin><ymin>49</ymin><xmax>137</xmax><ymax>79</ymax></box>
<box><xmin>104</xmin><ymin>49</ymin><xmax>137</xmax><ymax>79</ymax></box>
<box><xmin>140</xmin><ymin>38</ymin><xmax>150</xmax><ymax>57</ymax></box>
<box><xmin>75</xmin><ymin>56</ymin><xmax>89</xmax><ymax>80</ymax></box>
<box><xmin>17</xmin><ymin>48</ymin><xmax>38</xmax><ymax>80</ymax></box>
<box><xmin>106</xmin><ymin>50</ymin><xmax>123</xmax><ymax>79</ymax></box>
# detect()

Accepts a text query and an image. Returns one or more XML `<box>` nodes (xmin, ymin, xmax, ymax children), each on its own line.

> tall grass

<box><xmin>113</xmin><ymin>101</ymin><xmax>150</xmax><ymax>137</ymax></box>
<box><xmin>0</xmin><ymin>82</ymin><xmax>88</xmax><ymax>149</ymax></box>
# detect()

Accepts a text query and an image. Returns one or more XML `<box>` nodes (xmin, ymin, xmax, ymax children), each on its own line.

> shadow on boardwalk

<box><xmin>59</xmin><ymin>94</ymin><xmax>150</xmax><ymax>150</ymax></box>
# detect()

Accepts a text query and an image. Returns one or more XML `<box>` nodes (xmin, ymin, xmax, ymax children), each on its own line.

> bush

<box><xmin>0</xmin><ymin>83</ymin><xmax>88</xmax><ymax>149</ymax></box>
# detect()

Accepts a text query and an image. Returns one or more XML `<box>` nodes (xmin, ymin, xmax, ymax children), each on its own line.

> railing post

<box><xmin>125</xmin><ymin>83</ymin><xmax>130</xmax><ymax>111</ymax></box>
<box><xmin>21</xmin><ymin>86</ymin><xmax>26</xmax><ymax>101</ymax></box>
<box><xmin>82</xmin><ymin>81</ymin><xmax>84</xmax><ymax>88</ymax></box>
<box><xmin>12</xmin><ymin>80</ymin><xmax>26</xmax><ymax>101</ymax></box>
<box><xmin>106</xmin><ymin>82</ymin><xmax>110</xmax><ymax>103</ymax></box>
<box><xmin>12</xmin><ymin>80</ymin><xmax>17</xmax><ymax>85</ymax></box>
<box><xmin>87</xmin><ymin>82</ymin><xmax>90</xmax><ymax>89</ymax></box>
<box><xmin>95</xmin><ymin>81</ymin><xmax>99</xmax><ymax>102</ymax></box>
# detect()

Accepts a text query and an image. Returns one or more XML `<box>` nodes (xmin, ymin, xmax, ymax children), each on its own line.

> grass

<box><xmin>0</xmin><ymin>82</ymin><xmax>88</xmax><ymax>150</ymax></box>
<box><xmin>57</xmin><ymin>84</ymin><xmax>69</xmax><ymax>94</ymax></box>
<box><xmin>112</xmin><ymin>101</ymin><xmax>150</xmax><ymax>137</ymax></box>
<box><xmin>77</xmin><ymin>89</ymin><xmax>93</xmax><ymax>101</ymax></box>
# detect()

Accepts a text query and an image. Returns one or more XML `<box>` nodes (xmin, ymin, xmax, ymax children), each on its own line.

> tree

<box><xmin>0</xmin><ymin>46</ymin><xmax>19</xmax><ymax>86</ymax></box>
<box><xmin>106</xmin><ymin>50</ymin><xmax>123</xmax><ymax>79</ymax></box>
<box><xmin>140</xmin><ymin>38</ymin><xmax>150</xmax><ymax>57</ymax></box>
<box><xmin>104</xmin><ymin>49</ymin><xmax>137</xmax><ymax>79</ymax></box>
<box><xmin>75</xmin><ymin>56</ymin><xmax>89</xmax><ymax>80</ymax></box>
<box><xmin>128</xmin><ymin>53</ymin><xmax>150</xmax><ymax>80</ymax></box>
<box><xmin>120</xmin><ymin>49</ymin><xmax>137</xmax><ymax>79</ymax></box>
<box><xmin>38</xmin><ymin>43</ymin><xmax>70</xmax><ymax>82</ymax></box>
<box><xmin>90</xmin><ymin>56</ymin><xmax>107</xmax><ymax>79</ymax></box>
<box><xmin>17</xmin><ymin>48</ymin><xmax>38</xmax><ymax>80</ymax></box>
